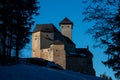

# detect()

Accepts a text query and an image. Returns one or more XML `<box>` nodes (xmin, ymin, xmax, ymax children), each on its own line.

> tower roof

<box><xmin>59</xmin><ymin>17</ymin><xmax>73</xmax><ymax>25</ymax></box>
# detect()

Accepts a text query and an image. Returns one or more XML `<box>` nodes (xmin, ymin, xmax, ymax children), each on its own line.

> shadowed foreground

<box><xmin>0</xmin><ymin>64</ymin><xmax>103</xmax><ymax>80</ymax></box>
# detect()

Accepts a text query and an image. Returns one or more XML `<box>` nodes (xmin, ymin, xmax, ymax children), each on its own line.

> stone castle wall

<box><xmin>66</xmin><ymin>56</ymin><xmax>95</xmax><ymax>75</ymax></box>
<box><xmin>32</xmin><ymin>32</ymin><xmax>41</xmax><ymax>58</ymax></box>
<box><xmin>32</xmin><ymin>19</ymin><xmax>95</xmax><ymax>75</ymax></box>
<box><xmin>60</xmin><ymin>24</ymin><xmax>72</xmax><ymax>40</ymax></box>
<box><xmin>50</xmin><ymin>44</ymin><xmax>66</xmax><ymax>69</ymax></box>
<box><xmin>40</xmin><ymin>32</ymin><xmax>54</xmax><ymax>49</ymax></box>
<box><xmin>33</xmin><ymin>43</ymin><xmax>66</xmax><ymax>69</ymax></box>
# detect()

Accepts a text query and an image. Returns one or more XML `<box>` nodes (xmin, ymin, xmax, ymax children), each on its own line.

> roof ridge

<box><xmin>33</xmin><ymin>24</ymin><xmax>56</xmax><ymax>33</ymax></box>
<box><xmin>59</xmin><ymin>17</ymin><xmax>73</xmax><ymax>25</ymax></box>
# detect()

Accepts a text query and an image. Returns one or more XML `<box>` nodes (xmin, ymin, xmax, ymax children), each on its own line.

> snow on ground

<box><xmin>0</xmin><ymin>64</ymin><xmax>104</xmax><ymax>80</ymax></box>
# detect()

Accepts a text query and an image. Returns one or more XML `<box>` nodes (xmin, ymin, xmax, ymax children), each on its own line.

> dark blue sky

<box><xmin>22</xmin><ymin>0</ymin><xmax>115</xmax><ymax>79</ymax></box>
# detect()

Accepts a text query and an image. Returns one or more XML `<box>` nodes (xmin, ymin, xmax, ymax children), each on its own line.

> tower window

<box><xmin>46</xmin><ymin>34</ymin><xmax>49</xmax><ymax>38</ymax></box>
<box><xmin>33</xmin><ymin>50</ymin><xmax>35</xmax><ymax>52</ymax></box>
<box><xmin>35</xmin><ymin>37</ymin><xmax>37</xmax><ymax>40</ymax></box>
<box><xmin>35</xmin><ymin>35</ymin><xmax>37</xmax><ymax>37</ymax></box>
<box><xmin>34</xmin><ymin>35</ymin><xmax>38</xmax><ymax>40</ymax></box>
<box><xmin>56</xmin><ymin>49</ymin><xmax>58</xmax><ymax>52</ymax></box>
<box><xmin>46</xmin><ymin>34</ymin><xmax>48</xmax><ymax>37</ymax></box>
<box><xmin>67</xmin><ymin>26</ymin><xmax>69</xmax><ymax>28</ymax></box>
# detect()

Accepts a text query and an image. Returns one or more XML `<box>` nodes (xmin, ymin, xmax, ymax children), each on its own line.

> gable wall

<box><xmin>40</xmin><ymin>32</ymin><xmax>54</xmax><ymax>49</ymax></box>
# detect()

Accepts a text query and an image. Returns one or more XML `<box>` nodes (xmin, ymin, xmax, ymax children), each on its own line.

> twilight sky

<box><xmin>22</xmin><ymin>0</ymin><xmax>115</xmax><ymax>79</ymax></box>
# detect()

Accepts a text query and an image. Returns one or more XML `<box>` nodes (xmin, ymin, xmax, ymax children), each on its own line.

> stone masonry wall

<box><xmin>50</xmin><ymin>44</ymin><xmax>66</xmax><ymax>69</ymax></box>
<box><xmin>32</xmin><ymin>32</ymin><xmax>41</xmax><ymax>58</ymax></box>
<box><xmin>60</xmin><ymin>24</ymin><xmax>72</xmax><ymax>40</ymax></box>
<box><xmin>66</xmin><ymin>56</ymin><xmax>95</xmax><ymax>75</ymax></box>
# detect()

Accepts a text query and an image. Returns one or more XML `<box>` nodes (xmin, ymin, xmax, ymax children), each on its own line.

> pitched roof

<box><xmin>33</xmin><ymin>23</ymin><xmax>75</xmax><ymax>50</ymax></box>
<box><xmin>59</xmin><ymin>17</ymin><xmax>73</xmax><ymax>25</ymax></box>
<box><xmin>75</xmin><ymin>48</ymin><xmax>93</xmax><ymax>58</ymax></box>
<box><xmin>63</xmin><ymin>35</ymin><xmax>75</xmax><ymax>45</ymax></box>
<box><xmin>33</xmin><ymin>24</ymin><xmax>57</xmax><ymax>33</ymax></box>
<box><xmin>52</xmin><ymin>40</ymin><xmax>64</xmax><ymax>45</ymax></box>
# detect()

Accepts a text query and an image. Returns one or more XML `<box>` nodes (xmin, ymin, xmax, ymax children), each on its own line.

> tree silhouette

<box><xmin>83</xmin><ymin>0</ymin><xmax>120</xmax><ymax>79</ymax></box>
<box><xmin>100</xmin><ymin>73</ymin><xmax>113</xmax><ymax>80</ymax></box>
<box><xmin>0</xmin><ymin>0</ymin><xmax>39</xmax><ymax>64</ymax></box>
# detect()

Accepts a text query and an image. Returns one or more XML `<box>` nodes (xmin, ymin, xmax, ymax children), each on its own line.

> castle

<box><xmin>32</xmin><ymin>17</ymin><xmax>95</xmax><ymax>75</ymax></box>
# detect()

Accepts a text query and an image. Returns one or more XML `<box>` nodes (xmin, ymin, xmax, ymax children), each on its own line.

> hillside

<box><xmin>0</xmin><ymin>64</ymin><xmax>104</xmax><ymax>80</ymax></box>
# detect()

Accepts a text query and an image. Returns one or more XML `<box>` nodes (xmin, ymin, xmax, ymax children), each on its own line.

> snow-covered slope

<box><xmin>0</xmin><ymin>64</ymin><xmax>104</xmax><ymax>80</ymax></box>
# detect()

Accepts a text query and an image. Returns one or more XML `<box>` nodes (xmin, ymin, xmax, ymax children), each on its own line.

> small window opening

<box><xmin>56</xmin><ymin>49</ymin><xmax>58</xmax><ymax>52</ymax></box>
<box><xmin>46</xmin><ymin>28</ymin><xmax>49</xmax><ymax>30</ymax></box>
<box><xmin>35</xmin><ymin>38</ymin><xmax>37</xmax><ymax>40</ymax></box>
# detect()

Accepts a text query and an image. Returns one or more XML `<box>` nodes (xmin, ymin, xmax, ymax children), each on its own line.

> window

<box><xmin>56</xmin><ymin>49</ymin><xmax>58</xmax><ymax>52</ymax></box>
<box><xmin>34</xmin><ymin>35</ymin><xmax>38</xmax><ymax>40</ymax></box>
<box><xmin>33</xmin><ymin>50</ymin><xmax>35</xmax><ymax>52</ymax></box>
<box><xmin>46</xmin><ymin>28</ymin><xmax>49</xmax><ymax>31</ymax></box>
<box><xmin>35</xmin><ymin>38</ymin><xmax>37</xmax><ymax>40</ymax></box>
<box><xmin>35</xmin><ymin>35</ymin><xmax>37</xmax><ymax>37</ymax></box>
<box><xmin>45</xmin><ymin>34</ymin><xmax>50</xmax><ymax>39</ymax></box>
<box><xmin>41</xmin><ymin>49</ymin><xmax>43</xmax><ymax>52</ymax></box>
<box><xmin>46</xmin><ymin>34</ymin><xmax>48</xmax><ymax>37</ymax></box>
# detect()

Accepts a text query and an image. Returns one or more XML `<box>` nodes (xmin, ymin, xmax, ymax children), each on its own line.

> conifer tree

<box><xmin>100</xmin><ymin>73</ymin><xmax>113</xmax><ymax>80</ymax></box>
<box><xmin>83</xmin><ymin>0</ymin><xmax>120</xmax><ymax>79</ymax></box>
<box><xmin>0</xmin><ymin>0</ymin><xmax>39</xmax><ymax>64</ymax></box>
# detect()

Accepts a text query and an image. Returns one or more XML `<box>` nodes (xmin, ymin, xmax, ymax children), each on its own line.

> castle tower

<box><xmin>59</xmin><ymin>17</ymin><xmax>73</xmax><ymax>40</ymax></box>
<box><xmin>32</xmin><ymin>31</ymin><xmax>41</xmax><ymax>58</ymax></box>
<box><xmin>32</xmin><ymin>24</ymin><xmax>54</xmax><ymax>58</ymax></box>
<box><xmin>49</xmin><ymin>40</ymin><xmax>66</xmax><ymax>69</ymax></box>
